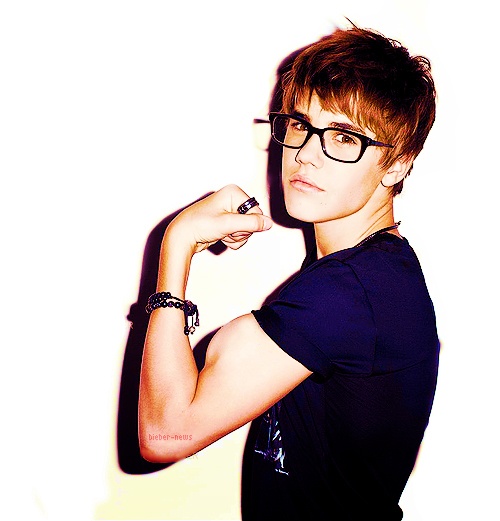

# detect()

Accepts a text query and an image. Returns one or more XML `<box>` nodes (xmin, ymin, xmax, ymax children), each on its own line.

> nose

<box><xmin>294</xmin><ymin>131</ymin><xmax>324</xmax><ymax>168</ymax></box>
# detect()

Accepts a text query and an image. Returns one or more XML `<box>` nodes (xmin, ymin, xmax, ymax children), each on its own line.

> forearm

<box><xmin>139</xmin><ymin>229</ymin><xmax>199</xmax><ymax>460</ymax></box>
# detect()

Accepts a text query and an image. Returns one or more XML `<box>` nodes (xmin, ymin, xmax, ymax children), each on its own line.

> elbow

<box><xmin>138</xmin><ymin>407</ymin><xmax>200</xmax><ymax>463</ymax></box>
<box><xmin>138</xmin><ymin>410</ymin><xmax>187</xmax><ymax>463</ymax></box>
<box><xmin>139</xmin><ymin>443</ymin><xmax>182</xmax><ymax>464</ymax></box>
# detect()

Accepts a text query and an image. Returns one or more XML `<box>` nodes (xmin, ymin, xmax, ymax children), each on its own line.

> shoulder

<box><xmin>252</xmin><ymin>254</ymin><xmax>377</xmax><ymax>378</ymax></box>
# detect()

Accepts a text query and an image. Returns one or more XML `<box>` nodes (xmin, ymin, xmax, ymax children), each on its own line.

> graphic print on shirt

<box><xmin>254</xmin><ymin>401</ymin><xmax>289</xmax><ymax>475</ymax></box>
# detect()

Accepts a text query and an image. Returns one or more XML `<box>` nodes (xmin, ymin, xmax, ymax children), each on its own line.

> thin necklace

<box><xmin>354</xmin><ymin>221</ymin><xmax>401</xmax><ymax>248</ymax></box>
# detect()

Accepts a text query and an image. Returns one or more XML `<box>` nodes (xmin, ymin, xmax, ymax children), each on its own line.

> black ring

<box><xmin>237</xmin><ymin>197</ymin><xmax>259</xmax><ymax>214</ymax></box>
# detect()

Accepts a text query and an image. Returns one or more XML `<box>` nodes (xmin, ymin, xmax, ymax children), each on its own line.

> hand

<box><xmin>166</xmin><ymin>185</ymin><xmax>273</xmax><ymax>254</ymax></box>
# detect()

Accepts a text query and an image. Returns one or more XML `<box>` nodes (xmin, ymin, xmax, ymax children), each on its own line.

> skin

<box><xmin>138</xmin><ymin>94</ymin><xmax>411</xmax><ymax>463</ymax></box>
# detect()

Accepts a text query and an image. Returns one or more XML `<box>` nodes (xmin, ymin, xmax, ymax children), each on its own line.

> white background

<box><xmin>2</xmin><ymin>1</ymin><xmax>499</xmax><ymax>519</ymax></box>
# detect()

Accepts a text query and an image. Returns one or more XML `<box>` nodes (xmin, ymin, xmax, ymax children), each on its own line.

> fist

<box><xmin>166</xmin><ymin>185</ymin><xmax>273</xmax><ymax>253</ymax></box>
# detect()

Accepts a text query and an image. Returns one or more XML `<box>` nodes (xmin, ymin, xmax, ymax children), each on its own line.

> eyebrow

<box><xmin>291</xmin><ymin>110</ymin><xmax>365</xmax><ymax>134</ymax></box>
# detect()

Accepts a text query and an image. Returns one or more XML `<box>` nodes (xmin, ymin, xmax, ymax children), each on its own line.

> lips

<box><xmin>288</xmin><ymin>174</ymin><xmax>324</xmax><ymax>193</ymax></box>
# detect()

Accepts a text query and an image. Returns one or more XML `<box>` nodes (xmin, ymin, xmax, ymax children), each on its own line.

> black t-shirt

<box><xmin>246</xmin><ymin>234</ymin><xmax>439</xmax><ymax>521</ymax></box>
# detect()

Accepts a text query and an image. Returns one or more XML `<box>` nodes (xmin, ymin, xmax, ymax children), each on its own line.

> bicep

<box><xmin>185</xmin><ymin>313</ymin><xmax>311</xmax><ymax>454</ymax></box>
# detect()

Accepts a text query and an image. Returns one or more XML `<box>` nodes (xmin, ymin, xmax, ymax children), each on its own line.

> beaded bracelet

<box><xmin>145</xmin><ymin>291</ymin><xmax>200</xmax><ymax>335</ymax></box>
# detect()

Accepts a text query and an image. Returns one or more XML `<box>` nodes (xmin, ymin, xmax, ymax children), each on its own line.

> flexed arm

<box><xmin>138</xmin><ymin>185</ymin><xmax>311</xmax><ymax>463</ymax></box>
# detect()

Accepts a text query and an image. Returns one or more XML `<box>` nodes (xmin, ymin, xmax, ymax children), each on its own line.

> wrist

<box><xmin>162</xmin><ymin>224</ymin><xmax>197</xmax><ymax>258</ymax></box>
<box><xmin>156</xmin><ymin>227</ymin><xmax>196</xmax><ymax>295</ymax></box>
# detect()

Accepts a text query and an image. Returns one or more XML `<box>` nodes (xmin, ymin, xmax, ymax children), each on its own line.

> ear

<box><xmin>381</xmin><ymin>159</ymin><xmax>413</xmax><ymax>188</ymax></box>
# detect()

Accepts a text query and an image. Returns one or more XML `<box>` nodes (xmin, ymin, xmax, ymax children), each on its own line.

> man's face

<box><xmin>282</xmin><ymin>93</ymin><xmax>387</xmax><ymax>224</ymax></box>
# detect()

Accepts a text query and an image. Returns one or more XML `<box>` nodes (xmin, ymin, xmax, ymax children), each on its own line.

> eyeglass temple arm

<box><xmin>253</xmin><ymin>118</ymin><xmax>270</xmax><ymax>124</ymax></box>
<box><xmin>371</xmin><ymin>139</ymin><xmax>394</xmax><ymax>148</ymax></box>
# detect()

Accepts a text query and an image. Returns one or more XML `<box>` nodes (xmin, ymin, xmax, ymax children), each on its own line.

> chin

<box><xmin>284</xmin><ymin>189</ymin><xmax>358</xmax><ymax>225</ymax></box>
<box><xmin>284</xmin><ymin>202</ymin><xmax>315</xmax><ymax>223</ymax></box>
<box><xmin>283</xmin><ymin>190</ymin><xmax>325</xmax><ymax>223</ymax></box>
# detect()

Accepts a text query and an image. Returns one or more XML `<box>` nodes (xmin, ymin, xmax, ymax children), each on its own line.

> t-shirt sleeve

<box><xmin>252</xmin><ymin>259</ymin><xmax>376</xmax><ymax>380</ymax></box>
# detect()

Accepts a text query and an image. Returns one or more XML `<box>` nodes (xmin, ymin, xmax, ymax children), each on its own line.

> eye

<box><xmin>335</xmin><ymin>132</ymin><xmax>356</xmax><ymax>145</ymax></box>
<box><xmin>328</xmin><ymin>130</ymin><xmax>360</xmax><ymax>147</ymax></box>
<box><xmin>289</xmin><ymin>119</ymin><xmax>308</xmax><ymax>133</ymax></box>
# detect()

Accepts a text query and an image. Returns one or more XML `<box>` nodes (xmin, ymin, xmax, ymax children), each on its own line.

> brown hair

<box><xmin>281</xmin><ymin>27</ymin><xmax>436</xmax><ymax>195</ymax></box>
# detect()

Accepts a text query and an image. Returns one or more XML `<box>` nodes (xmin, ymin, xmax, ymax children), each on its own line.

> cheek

<box><xmin>281</xmin><ymin>149</ymin><xmax>297</xmax><ymax>177</ymax></box>
<box><xmin>333</xmin><ymin>168</ymin><xmax>376</xmax><ymax>198</ymax></box>
<box><xmin>338</xmin><ymin>154</ymin><xmax>384</xmax><ymax>197</ymax></box>
<box><xmin>318</xmin><ymin>164</ymin><xmax>383</xmax><ymax>217</ymax></box>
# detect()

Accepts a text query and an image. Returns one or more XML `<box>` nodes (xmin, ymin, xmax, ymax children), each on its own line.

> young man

<box><xmin>138</xmin><ymin>26</ymin><xmax>439</xmax><ymax>520</ymax></box>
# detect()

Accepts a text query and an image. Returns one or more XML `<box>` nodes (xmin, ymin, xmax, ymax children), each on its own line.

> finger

<box><xmin>225</xmin><ymin>238</ymin><xmax>249</xmax><ymax>250</ymax></box>
<box><xmin>217</xmin><ymin>184</ymin><xmax>255</xmax><ymax>214</ymax></box>
<box><xmin>244</xmin><ymin>213</ymin><xmax>273</xmax><ymax>231</ymax></box>
<box><xmin>237</xmin><ymin>199</ymin><xmax>263</xmax><ymax>216</ymax></box>
<box><xmin>226</xmin><ymin>232</ymin><xmax>251</xmax><ymax>242</ymax></box>
<box><xmin>243</xmin><ymin>204</ymin><xmax>263</xmax><ymax>216</ymax></box>
<box><xmin>223</xmin><ymin>229</ymin><xmax>251</xmax><ymax>245</ymax></box>
<box><xmin>228</xmin><ymin>203</ymin><xmax>264</xmax><ymax>245</ymax></box>
<box><xmin>220</xmin><ymin>212</ymin><xmax>273</xmax><ymax>235</ymax></box>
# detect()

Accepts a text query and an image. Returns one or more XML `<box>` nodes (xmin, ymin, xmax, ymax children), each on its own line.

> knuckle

<box><xmin>221</xmin><ymin>183</ymin><xmax>240</xmax><ymax>195</ymax></box>
<box><xmin>253</xmin><ymin>214</ymin><xmax>264</xmax><ymax>230</ymax></box>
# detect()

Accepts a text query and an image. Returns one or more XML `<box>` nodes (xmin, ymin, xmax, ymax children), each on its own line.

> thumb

<box><xmin>227</xmin><ymin>213</ymin><xmax>273</xmax><ymax>233</ymax></box>
<box><xmin>245</xmin><ymin>213</ymin><xmax>273</xmax><ymax>232</ymax></box>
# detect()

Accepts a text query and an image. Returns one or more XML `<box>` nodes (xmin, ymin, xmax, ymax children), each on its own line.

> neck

<box><xmin>314</xmin><ymin>203</ymin><xmax>399</xmax><ymax>258</ymax></box>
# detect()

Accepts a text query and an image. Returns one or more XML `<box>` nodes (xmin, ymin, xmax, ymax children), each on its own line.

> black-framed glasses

<box><xmin>269</xmin><ymin>112</ymin><xmax>394</xmax><ymax>163</ymax></box>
